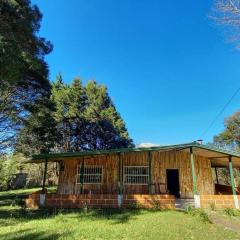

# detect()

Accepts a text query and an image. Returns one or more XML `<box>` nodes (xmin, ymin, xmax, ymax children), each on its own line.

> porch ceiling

<box><xmin>181</xmin><ymin>147</ymin><xmax>240</xmax><ymax>168</ymax></box>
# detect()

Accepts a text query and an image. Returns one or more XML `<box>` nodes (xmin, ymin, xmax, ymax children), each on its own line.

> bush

<box><xmin>209</xmin><ymin>202</ymin><xmax>216</xmax><ymax>211</ymax></box>
<box><xmin>0</xmin><ymin>155</ymin><xmax>18</xmax><ymax>190</ymax></box>
<box><xmin>223</xmin><ymin>208</ymin><xmax>239</xmax><ymax>217</ymax></box>
<box><xmin>186</xmin><ymin>207</ymin><xmax>211</xmax><ymax>223</ymax></box>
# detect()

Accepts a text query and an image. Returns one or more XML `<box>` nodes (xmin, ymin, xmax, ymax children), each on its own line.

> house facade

<box><xmin>26</xmin><ymin>142</ymin><xmax>240</xmax><ymax>209</ymax></box>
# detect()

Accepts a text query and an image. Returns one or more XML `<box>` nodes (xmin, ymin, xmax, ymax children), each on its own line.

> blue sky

<box><xmin>33</xmin><ymin>0</ymin><xmax>240</xmax><ymax>146</ymax></box>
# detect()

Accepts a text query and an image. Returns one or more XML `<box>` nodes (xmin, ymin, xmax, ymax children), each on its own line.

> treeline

<box><xmin>16</xmin><ymin>75</ymin><xmax>133</xmax><ymax>155</ymax></box>
<box><xmin>213</xmin><ymin>111</ymin><xmax>240</xmax><ymax>186</ymax></box>
<box><xmin>0</xmin><ymin>0</ymin><xmax>132</xmax><ymax>190</ymax></box>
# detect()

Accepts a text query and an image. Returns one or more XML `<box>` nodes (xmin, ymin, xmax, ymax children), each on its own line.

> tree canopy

<box><xmin>211</xmin><ymin>0</ymin><xmax>240</xmax><ymax>48</ymax></box>
<box><xmin>16</xmin><ymin>75</ymin><xmax>134</xmax><ymax>155</ymax></box>
<box><xmin>214</xmin><ymin>111</ymin><xmax>240</xmax><ymax>150</ymax></box>
<box><xmin>0</xmin><ymin>0</ymin><xmax>52</xmax><ymax>152</ymax></box>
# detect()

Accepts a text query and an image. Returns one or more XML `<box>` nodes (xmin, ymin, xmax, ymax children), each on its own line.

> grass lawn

<box><xmin>0</xmin><ymin>188</ymin><xmax>240</xmax><ymax>240</ymax></box>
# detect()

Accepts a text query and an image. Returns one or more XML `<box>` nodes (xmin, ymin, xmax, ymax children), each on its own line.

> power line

<box><xmin>201</xmin><ymin>86</ymin><xmax>240</xmax><ymax>139</ymax></box>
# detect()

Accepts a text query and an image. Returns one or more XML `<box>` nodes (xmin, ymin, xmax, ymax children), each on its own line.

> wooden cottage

<box><xmin>26</xmin><ymin>142</ymin><xmax>240</xmax><ymax>209</ymax></box>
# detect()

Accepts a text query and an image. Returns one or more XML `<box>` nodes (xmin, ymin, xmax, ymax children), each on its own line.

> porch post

<box><xmin>80</xmin><ymin>158</ymin><xmax>85</xmax><ymax>194</ymax></box>
<box><xmin>190</xmin><ymin>147</ymin><xmax>200</xmax><ymax>208</ymax></box>
<box><xmin>42</xmin><ymin>158</ymin><xmax>48</xmax><ymax>193</ymax></box>
<box><xmin>215</xmin><ymin>167</ymin><xmax>219</xmax><ymax>184</ymax></box>
<box><xmin>148</xmin><ymin>151</ymin><xmax>152</xmax><ymax>194</ymax></box>
<box><xmin>40</xmin><ymin>158</ymin><xmax>48</xmax><ymax>207</ymax></box>
<box><xmin>118</xmin><ymin>153</ymin><xmax>123</xmax><ymax>207</ymax></box>
<box><xmin>228</xmin><ymin>156</ymin><xmax>239</xmax><ymax>209</ymax></box>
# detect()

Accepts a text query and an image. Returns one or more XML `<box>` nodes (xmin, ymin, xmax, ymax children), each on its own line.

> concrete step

<box><xmin>175</xmin><ymin>198</ymin><xmax>195</xmax><ymax>210</ymax></box>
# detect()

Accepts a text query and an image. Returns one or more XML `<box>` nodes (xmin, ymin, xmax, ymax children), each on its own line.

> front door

<box><xmin>166</xmin><ymin>169</ymin><xmax>180</xmax><ymax>198</ymax></box>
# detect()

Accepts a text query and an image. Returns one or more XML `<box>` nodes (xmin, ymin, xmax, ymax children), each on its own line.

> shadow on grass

<box><xmin>0</xmin><ymin>188</ymin><xmax>171</xmax><ymax>227</ymax></box>
<box><xmin>0</xmin><ymin>187</ymin><xmax>57</xmax><ymax>207</ymax></box>
<box><xmin>67</xmin><ymin>208</ymin><xmax>168</xmax><ymax>224</ymax></box>
<box><xmin>0</xmin><ymin>193</ymin><xmax>28</xmax><ymax>207</ymax></box>
<box><xmin>0</xmin><ymin>228</ymin><xmax>66</xmax><ymax>240</ymax></box>
<box><xmin>77</xmin><ymin>208</ymin><xmax>142</xmax><ymax>224</ymax></box>
<box><xmin>0</xmin><ymin>206</ymin><xmax>164</xmax><ymax>227</ymax></box>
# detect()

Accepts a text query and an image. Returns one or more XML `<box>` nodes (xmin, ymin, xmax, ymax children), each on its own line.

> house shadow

<box><xmin>0</xmin><ymin>228</ymin><xmax>65</xmax><ymax>240</ymax></box>
<box><xmin>69</xmin><ymin>207</ymin><xmax>168</xmax><ymax>224</ymax></box>
<box><xmin>85</xmin><ymin>208</ymin><xmax>142</xmax><ymax>224</ymax></box>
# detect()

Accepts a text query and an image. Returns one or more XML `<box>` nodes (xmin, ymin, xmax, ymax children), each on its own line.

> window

<box><xmin>76</xmin><ymin>166</ymin><xmax>103</xmax><ymax>184</ymax></box>
<box><xmin>124</xmin><ymin>166</ymin><xmax>149</xmax><ymax>185</ymax></box>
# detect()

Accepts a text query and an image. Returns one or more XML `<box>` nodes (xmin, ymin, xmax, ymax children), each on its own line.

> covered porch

<box><xmin>26</xmin><ymin>142</ymin><xmax>240</xmax><ymax>209</ymax></box>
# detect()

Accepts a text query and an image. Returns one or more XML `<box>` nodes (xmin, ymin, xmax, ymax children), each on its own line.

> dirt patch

<box><xmin>208</xmin><ymin>211</ymin><xmax>240</xmax><ymax>233</ymax></box>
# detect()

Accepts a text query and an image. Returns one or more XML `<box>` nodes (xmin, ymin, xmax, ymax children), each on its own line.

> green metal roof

<box><xmin>29</xmin><ymin>142</ymin><xmax>240</xmax><ymax>163</ymax></box>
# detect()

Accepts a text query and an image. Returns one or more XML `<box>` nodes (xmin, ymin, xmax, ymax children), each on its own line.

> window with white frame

<box><xmin>76</xmin><ymin>165</ymin><xmax>103</xmax><ymax>184</ymax></box>
<box><xmin>124</xmin><ymin>166</ymin><xmax>149</xmax><ymax>185</ymax></box>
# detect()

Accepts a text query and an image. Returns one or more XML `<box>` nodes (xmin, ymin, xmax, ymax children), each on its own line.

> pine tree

<box><xmin>0</xmin><ymin>0</ymin><xmax>52</xmax><ymax>152</ymax></box>
<box><xmin>16</xmin><ymin>76</ymin><xmax>134</xmax><ymax>154</ymax></box>
<box><xmin>51</xmin><ymin>75</ymin><xmax>87</xmax><ymax>151</ymax></box>
<box><xmin>15</xmin><ymin>97</ymin><xmax>58</xmax><ymax>155</ymax></box>
<box><xmin>84</xmin><ymin>80</ymin><xmax>133</xmax><ymax>150</ymax></box>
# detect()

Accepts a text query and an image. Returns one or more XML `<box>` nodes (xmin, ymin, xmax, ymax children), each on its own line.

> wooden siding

<box><xmin>57</xmin><ymin>150</ymin><xmax>214</xmax><ymax>197</ymax></box>
<box><xmin>152</xmin><ymin>150</ymin><xmax>214</xmax><ymax>198</ymax></box>
<box><xmin>58</xmin><ymin>154</ymin><xmax>119</xmax><ymax>194</ymax></box>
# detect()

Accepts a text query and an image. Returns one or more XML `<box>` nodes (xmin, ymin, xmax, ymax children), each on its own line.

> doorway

<box><xmin>166</xmin><ymin>169</ymin><xmax>180</xmax><ymax>198</ymax></box>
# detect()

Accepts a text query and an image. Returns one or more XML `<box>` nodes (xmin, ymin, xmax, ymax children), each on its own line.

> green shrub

<box><xmin>224</xmin><ymin>208</ymin><xmax>239</xmax><ymax>217</ymax></box>
<box><xmin>209</xmin><ymin>202</ymin><xmax>216</xmax><ymax>211</ymax></box>
<box><xmin>128</xmin><ymin>202</ymin><xmax>142</xmax><ymax>209</ymax></box>
<box><xmin>186</xmin><ymin>207</ymin><xmax>211</xmax><ymax>223</ymax></box>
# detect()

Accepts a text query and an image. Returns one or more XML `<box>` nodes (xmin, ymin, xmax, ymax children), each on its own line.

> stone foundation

<box><xmin>25</xmin><ymin>193</ymin><xmax>175</xmax><ymax>209</ymax></box>
<box><xmin>200</xmin><ymin>195</ymin><xmax>240</xmax><ymax>209</ymax></box>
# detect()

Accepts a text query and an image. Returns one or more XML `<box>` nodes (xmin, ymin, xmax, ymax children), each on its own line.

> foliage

<box><xmin>224</xmin><ymin>207</ymin><xmax>240</xmax><ymax>217</ymax></box>
<box><xmin>214</xmin><ymin>111</ymin><xmax>240</xmax><ymax>150</ymax></box>
<box><xmin>16</xmin><ymin>74</ymin><xmax>134</xmax><ymax>154</ymax></box>
<box><xmin>209</xmin><ymin>201</ymin><xmax>216</xmax><ymax>211</ymax></box>
<box><xmin>186</xmin><ymin>206</ymin><xmax>212</xmax><ymax>223</ymax></box>
<box><xmin>0</xmin><ymin>0</ymin><xmax>52</xmax><ymax>152</ymax></box>
<box><xmin>210</xmin><ymin>0</ymin><xmax>240</xmax><ymax>48</ymax></box>
<box><xmin>0</xmin><ymin>153</ymin><xmax>58</xmax><ymax>190</ymax></box>
<box><xmin>15</xmin><ymin>98</ymin><xmax>58</xmax><ymax>155</ymax></box>
<box><xmin>213</xmin><ymin>111</ymin><xmax>240</xmax><ymax>186</ymax></box>
<box><xmin>0</xmin><ymin>154</ymin><xmax>19</xmax><ymax>190</ymax></box>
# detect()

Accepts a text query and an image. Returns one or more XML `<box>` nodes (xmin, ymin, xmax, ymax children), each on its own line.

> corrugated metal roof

<box><xmin>29</xmin><ymin>142</ymin><xmax>240</xmax><ymax>163</ymax></box>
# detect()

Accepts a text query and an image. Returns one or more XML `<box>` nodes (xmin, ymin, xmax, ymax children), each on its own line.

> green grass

<box><xmin>0</xmin><ymin>188</ymin><xmax>240</xmax><ymax>240</ymax></box>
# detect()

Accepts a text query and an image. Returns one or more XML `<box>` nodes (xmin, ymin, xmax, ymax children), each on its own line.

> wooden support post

<box><xmin>148</xmin><ymin>151</ymin><xmax>152</xmax><ymax>194</ymax></box>
<box><xmin>228</xmin><ymin>156</ymin><xmax>239</xmax><ymax>209</ymax></box>
<box><xmin>118</xmin><ymin>153</ymin><xmax>123</xmax><ymax>195</ymax></box>
<box><xmin>117</xmin><ymin>153</ymin><xmax>123</xmax><ymax>207</ymax></box>
<box><xmin>80</xmin><ymin>158</ymin><xmax>85</xmax><ymax>194</ymax></box>
<box><xmin>42</xmin><ymin>158</ymin><xmax>48</xmax><ymax>193</ymax></box>
<box><xmin>215</xmin><ymin>167</ymin><xmax>219</xmax><ymax>184</ymax></box>
<box><xmin>190</xmin><ymin>147</ymin><xmax>200</xmax><ymax>208</ymax></box>
<box><xmin>190</xmin><ymin>147</ymin><xmax>197</xmax><ymax>195</ymax></box>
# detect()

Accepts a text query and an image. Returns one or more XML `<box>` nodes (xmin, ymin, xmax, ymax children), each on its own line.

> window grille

<box><xmin>124</xmin><ymin>166</ymin><xmax>149</xmax><ymax>185</ymax></box>
<box><xmin>76</xmin><ymin>166</ymin><xmax>102</xmax><ymax>184</ymax></box>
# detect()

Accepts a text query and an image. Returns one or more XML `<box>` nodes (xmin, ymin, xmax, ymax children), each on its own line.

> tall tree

<box><xmin>16</xmin><ymin>76</ymin><xmax>134</xmax><ymax>153</ymax></box>
<box><xmin>84</xmin><ymin>80</ymin><xmax>133</xmax><ymax>150</ymax></box>
<box><xmin>214</xmin><ymin>111</ymin><xmax>240</xmax><ymax>150</ymax></box>
<box><xmin>15</xmin><ymin>97</ymin><xmax>58</xmax><ymax>155</ymax></box>
<box><xmin>211</xmin><ymin>0</ymin><xmax>240</xmax><ymax>48</ymax></box>
<box><xmin>213</xmin><ymin>111</ymin><xmax>240</xmax><ymax>186</ymax></box>
<box><xmin>51</xmin><ymin>74</ymin><xmax>87</xmax><ymax>152</ymax></box>
<box><xmin>0</xmin><ymin>0</ymin><xmax>52</xmax><ymax>152</ymax></box>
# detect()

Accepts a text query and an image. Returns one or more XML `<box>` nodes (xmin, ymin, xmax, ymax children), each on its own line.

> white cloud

<box><xmin>137</xmin><ymin>142</ymin><xmax>160</xmax><ymax>148</ymax></box>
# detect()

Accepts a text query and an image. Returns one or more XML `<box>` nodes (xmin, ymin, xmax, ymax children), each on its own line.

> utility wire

<box><xmin>201</xmin><ymin>86</ymin><xmax>240</xmax><ymax>139</ymax></box>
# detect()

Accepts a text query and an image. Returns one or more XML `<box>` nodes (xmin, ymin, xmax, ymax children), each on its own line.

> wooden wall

<box><xmin>57</xmin><ymin>154</ymin><xmax>119</xmax><ymax>194</ymax></box>
<box><xmin>57</xmin><ymin>150</ymin><xmax>214</xmax><ymax>197</ymax></box>
<box><xmin>152</xmin><ymin>150</ymin><xmax>214</xmax><ymax>198</ymax></box>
